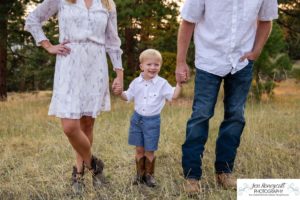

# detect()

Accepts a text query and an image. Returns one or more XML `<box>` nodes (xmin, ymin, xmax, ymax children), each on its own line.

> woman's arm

<box><xmin>25</xmin><ymin>0</ymin><xmax>70</xmax><ymax>55</ymax></box>
<box><xmin>105</xmin><ymin>3</ymin><xmax>123</xmax><ymax>71</ymax></box>
<box><xmin>25</xmin><ymin>0</ymin><xmax>60</xmax><ymax>46</ymax></box>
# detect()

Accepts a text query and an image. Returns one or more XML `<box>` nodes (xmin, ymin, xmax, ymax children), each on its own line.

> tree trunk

<box><xmin>125</xmin><ymin>27</ymin><xmax>137</xmax><ymax>73</ymax></box>
<box><xmin>0</xmin><ymin>0</ymin><xmax>8</xmax><ymax>101</ymax></box>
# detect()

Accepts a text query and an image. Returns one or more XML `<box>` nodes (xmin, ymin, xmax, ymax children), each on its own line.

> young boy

<box><xmin>115</xmin><ymin>49</ymin><xmax>181</xmax><ymax>187</ymax></box>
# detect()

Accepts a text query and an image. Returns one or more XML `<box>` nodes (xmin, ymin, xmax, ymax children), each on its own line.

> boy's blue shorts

<box><xmin>128</xmin><ymin>111</ymin><xmax>161</xmax><ymax>151</ymax></box>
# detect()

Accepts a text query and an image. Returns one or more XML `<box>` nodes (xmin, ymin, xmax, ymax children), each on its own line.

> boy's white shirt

<box><xmin>180</xmin><ymin>0</ymin><xmax>278</xmax><ymax>77</ymax></box>
<box><xmin>123</xmin><ymin>73</ymin><xmax>175</xmax><ymax>116</ymax></box>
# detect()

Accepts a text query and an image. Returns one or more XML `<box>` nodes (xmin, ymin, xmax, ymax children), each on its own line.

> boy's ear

<box><xmin>139</xmin><ymin>64</ymin><xmax>143</xmax><ymax>71</ymax></box>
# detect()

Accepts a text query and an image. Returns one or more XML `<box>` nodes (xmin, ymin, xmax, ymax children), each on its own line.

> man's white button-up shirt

<box><xmin>181</xmin><ymin>0</ymin><xmax>278</xmax><ymax>77</ymax></box>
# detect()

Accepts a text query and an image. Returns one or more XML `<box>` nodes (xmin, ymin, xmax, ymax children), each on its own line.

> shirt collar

<box><xmin>137</xmin><ymin>73</ymin><xmax>159</xmax><ymax>84</ymax></box>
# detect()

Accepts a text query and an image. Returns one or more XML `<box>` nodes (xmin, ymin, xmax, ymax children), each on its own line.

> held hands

<box><xmin>44</xmin><ymin>41</ymin><xmax>71</xmax><ymax>56</ymax></box>
<box><xmin>112</xmin><ymin>76</ymin><xmax>123</xmax><ymax>95</ymax></box>
<box><xmin>176</xmin><ymin>62</ymin><xmax>190</xmax><ymax>85</ymax></box>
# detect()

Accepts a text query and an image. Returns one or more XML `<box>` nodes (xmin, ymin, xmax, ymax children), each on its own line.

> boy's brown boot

<box><xmin>133</xmin><ymin>156</ymin><xmax>145</xmax><ymax>185</ymax></box>
<box><xmin>71</xmin><ymin>166</ymin><xmax>85</xmax><ymax>195</ymax></box>
<box><xmin>183</xmin><ymin>179</ymin><xmax>202</xmax><ymax>195</ymax></box>
<box><xmin>144</xmin><ymin>157</ymin><xmax>156</xmax><ymax>187</ymax></box>
<box><xmin>216</xmin><ymin>173</ymin><xmax>237</xmax><ymax>190</ymax></box>
<box><xmin>89</xmin><ymin>155</ymin><xmax>107</xmax><ymax>189</ymax></box>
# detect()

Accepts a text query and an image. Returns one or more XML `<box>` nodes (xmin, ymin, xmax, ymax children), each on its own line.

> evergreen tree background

<box><xmin>0</xmin><ymin>0</ymin><xmax>299</xmax><ymax>101</ymax></box>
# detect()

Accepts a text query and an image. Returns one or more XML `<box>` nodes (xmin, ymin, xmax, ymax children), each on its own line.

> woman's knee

<box><xmin>62</xmin><ymin>122</ymin><xmax>80</xmax><ymax>137</ymax></box>
<box><xmin>80</xmin><ymin>117</ymin><xmax>94</xmax><ymax>134</ymax></box>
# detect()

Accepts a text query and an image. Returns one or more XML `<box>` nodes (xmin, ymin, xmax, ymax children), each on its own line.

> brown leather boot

<box><xmin>144</xmin><ymin>157</ymin><xmax>156</xmax><ymax>187</ymax></box>
<box><xmin>88</xmin><ymin>155</ymin><xmax>107</xmax><ymax>189</ymax></box>
<box><xmin>71</xmin><ymin>166</ymin><xmax>85</xmax><ymax>195</ymax></box>
<box><xmin>183</xmin><ymin>179</ymin><xmax>202</xmax><ymax>194</ymax></box>
<box><xmin>216</xmin><ymin>173</ymin><xmax>237</xmax><ymax>190</ymax></box>
<box><xmin>133</xmin><ymin>156</ymin><xmax>145</xmax><ymax>185</ymax></box>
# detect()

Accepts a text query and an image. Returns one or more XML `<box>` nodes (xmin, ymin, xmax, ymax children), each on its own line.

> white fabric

<box><xmin>124</xmin><ymin>74</ymin><xmax>175</xmax><ymax>116</ymax></box>
<box><xmin>25</xmin><ymin>0</ymin><xmax>123</xmax><ymax>69</ymax></box>
<box><xmin>25</xmin><ymin>0</ymin><xmax>123</xmax><ymax>119</ymax></box>
<box><xmin>180</xmin><ymin>0</ymin><xmax>278</xmax><ymax>77</ymax></box>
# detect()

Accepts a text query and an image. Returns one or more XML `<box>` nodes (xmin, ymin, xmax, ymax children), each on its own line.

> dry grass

<box><xmin>0</xmin><ymin>80</ymin><xmax>300</xmax><ymax>200</ymax></box>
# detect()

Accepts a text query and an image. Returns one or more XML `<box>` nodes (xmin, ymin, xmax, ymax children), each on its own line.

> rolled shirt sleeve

<box><xmin>258</xmin><ymin>0</ymin><xmax>279</xmax><ymax>21</ymax></box>
<box><xmin>180</xmin><ymin>0</ymin><xmax>205</xmax><ymax>23</ymax></box>
<box><xmin>105</xmin><ymin>3</ymin><xmax>123</xmax><ymax>70</ymax></box>
<box><xmin>25</xmin><ymin>0</ymin><xmax>60</xmax><ymax>46</ymax></box>
<box><xmin>123</xmin><ymin>81</ymin><xmax>135</xmax><ymax>102</ymax></box>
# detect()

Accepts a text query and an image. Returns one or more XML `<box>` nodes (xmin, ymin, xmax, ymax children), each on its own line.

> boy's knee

<box><xmin>136</xmin><ymin>147</ymin><xmax>145</xmax><ymax>158</ymax></box>
<box><xmin>145</xmin><ymin>151</ymin><xmax>155</xmax><ymax>161</ymax></box>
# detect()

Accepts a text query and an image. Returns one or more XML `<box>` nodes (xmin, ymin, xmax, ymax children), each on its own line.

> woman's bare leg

<box><xmin>76</xmin><ymin>116</ymin><xmax>95</xmax><ymax>172</ymax></box>
<box><xmin>61</xmin><ymin>118</ymin><xmax>92</xmax><ymax>168</ymax></box>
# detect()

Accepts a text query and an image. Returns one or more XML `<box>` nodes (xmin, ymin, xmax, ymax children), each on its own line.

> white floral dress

<box><xmin>25</xmin><ymin>0</ymin><xmax>123</xmax><ymax>119</ymax></box>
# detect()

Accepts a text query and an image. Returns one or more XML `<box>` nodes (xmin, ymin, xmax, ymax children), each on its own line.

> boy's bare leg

<box><xmin>136</xmin><ymin>146</ymin><xmax>145</xmax><ymax>159</ymax></box>
<box><xmin>145</xmin><ymin>151</ymin><xmax>155</xmax><ymax>161</ymax></box>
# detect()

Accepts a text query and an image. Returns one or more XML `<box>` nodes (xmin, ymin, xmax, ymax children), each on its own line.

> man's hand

<box><xmin>239</xmin><ymin>50</ymin><xmax>261</xmax><ymax>62</ymax></box>
<box><xmin>176</xmin><ymin>62</ymin><xmax>190</xmax><ymax>85</ymax></box>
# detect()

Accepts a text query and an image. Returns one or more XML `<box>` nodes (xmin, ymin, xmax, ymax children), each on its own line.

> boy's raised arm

<box><xmin>119</xmin><ymin>92</ymin><xmax>128</xmax><ymax>101</ymax></box>
<box><xmin>172</xmin><ymin>83</ymin><xmax>182</xmax><ymax>100</ymax></box>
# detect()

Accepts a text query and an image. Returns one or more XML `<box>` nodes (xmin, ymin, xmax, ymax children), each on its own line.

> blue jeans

<box><xmin>182</xmin><ymin>62</ymin><xmax>253</xmax><ymax>180</ymax></box>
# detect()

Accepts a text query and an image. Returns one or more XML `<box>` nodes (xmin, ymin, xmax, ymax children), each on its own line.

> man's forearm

<box><xmin>177</xmin><ymin>20</ymin><xmax>195</xmax><ymax>64</ymax></box>
<box><xmin>252</xmin><ymin>21</ymin><xmax>273</xmax><ymax>54</ymax></box>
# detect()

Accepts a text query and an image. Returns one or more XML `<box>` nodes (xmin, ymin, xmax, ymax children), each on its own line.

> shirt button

<box><xmin>145</xmin><ymin>84</ymin><xmax>148</xmax><ymax>86</ymax></box>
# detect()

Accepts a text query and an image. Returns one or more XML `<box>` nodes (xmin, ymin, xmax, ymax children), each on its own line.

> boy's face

<box><xmin>140</xmin><ymin>57</ymin><xmax>161</xmax><ymax>80</ymax></box>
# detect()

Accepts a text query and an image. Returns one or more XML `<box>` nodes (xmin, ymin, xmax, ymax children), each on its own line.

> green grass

<box><xmin>0</xmin><ymin>81</ymin><xmax>300</xmax><ymax>200</ymax></box>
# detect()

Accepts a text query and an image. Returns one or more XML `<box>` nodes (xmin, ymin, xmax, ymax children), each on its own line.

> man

<box><xmin>176</xmin><ymin>0</ymin><xmax>278</xmax><ymax>194</ymax></box>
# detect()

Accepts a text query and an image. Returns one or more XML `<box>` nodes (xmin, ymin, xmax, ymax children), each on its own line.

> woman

<box><xmin>25</xmin><ymin>0</ymin><xmax>123</xmax><ymax>194</ymax></box>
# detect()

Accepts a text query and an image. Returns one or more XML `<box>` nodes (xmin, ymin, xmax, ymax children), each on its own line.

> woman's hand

<box><xmin>41</xmin><ymin>40</ymin><xmax>71</xmax><ymax>56</ymax></box>
<box><xmin>112</xmin><ymin>69</ymin><xmax>123</xmax><ymax>95</ymax></box>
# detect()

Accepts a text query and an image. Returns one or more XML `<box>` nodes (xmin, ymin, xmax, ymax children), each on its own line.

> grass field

<box><xmin>0</xmin><ymin>79</ymin><xmax>300</xmax><ymax>200</ymax></box>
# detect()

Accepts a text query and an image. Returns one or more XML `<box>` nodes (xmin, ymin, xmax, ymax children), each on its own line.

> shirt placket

<box><xmin>142</xmin><ymin>81</ymin><xmax>149</xmax><ymax>115</ymax></box>
<box><xmin>228</xmin><ymin>0</ymin><xmax>238</xmax><ymax>71</ymax></box>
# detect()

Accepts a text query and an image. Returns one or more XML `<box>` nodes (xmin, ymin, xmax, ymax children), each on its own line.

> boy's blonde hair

<box><xmin>139</xmin><ymin>49</ymin><xmax>162</xmax><ymax>64</ymax></box>
<box><xmin>66</xmin><ymin>0</ymin><xmax>113</xmax><ymax>11</ymax></box>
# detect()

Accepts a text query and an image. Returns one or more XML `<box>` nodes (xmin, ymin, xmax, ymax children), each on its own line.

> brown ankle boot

<box><xmin>88</xmin><ymin>155</ymin><xmax>107</xmax><ymax>188</ymax></box>
<box><xmin>183</xmin><ymin>179</ymin><xmax>202</xmax><ymax>194</ymax></box>
<box><xmin>216</xmin><ymin>173</ymin><xmax>237</xmax><ymax>190</ymax></box>
<box><xmin>144</xmin><ymin>157</ymin><xmax>156</xmax><ymax>187</ymax></box>
<box><xmin>133</xmin><ymin>156</ymin><xmax>145</xmax><ymax>185</ymax></box>
<box><xmin>71</xmin><ymin>166</ymin><xmax>85</xmax><ymax>195</ymax></box>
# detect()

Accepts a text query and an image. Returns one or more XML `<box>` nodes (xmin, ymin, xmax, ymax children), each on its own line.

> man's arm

<box><xmin>240</xmin><ymin>21</ymin><xmax>273</xmax><ymax>61</ymax></box>
<box><xmin>176</xmin><ymin>20</ymin><xmax>195</xmax><ymax>84</ymax></box>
